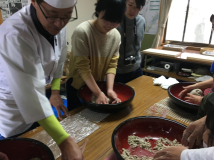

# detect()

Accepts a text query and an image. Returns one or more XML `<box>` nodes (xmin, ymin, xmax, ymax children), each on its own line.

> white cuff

<box><xmin>180</xmin><ymin>147</ymin><xmax>214</xmax><ymax>160</ymax></box>
<box><xmin>180</xmin><ymin>149</ymin><xmax>189</xmax><ymax>160</ymax></box>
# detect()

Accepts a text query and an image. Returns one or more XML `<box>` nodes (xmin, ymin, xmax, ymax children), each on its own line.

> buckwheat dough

<box><xmin>91</xmin><ymin>92</ymin><xmax>110</xmax><ymax>103</ymax></box>
<box><xmin>121</xmin><ymin>135</ymin><xmax>181</xmax><ymax>159</ymax></box>
<box><xmin>121</xmin><ymin>149</ymin><xmax>154</xmax><ymax>160</ymax></box>
<box><xmin>189</xmin><ymin>89</ymin><xmax>203</xmax><ymax>96</ymax></box>
<box><xmin>128</xmin><ymin>135</ymin><xmax>151</xmax><ymax>151</ymax></box>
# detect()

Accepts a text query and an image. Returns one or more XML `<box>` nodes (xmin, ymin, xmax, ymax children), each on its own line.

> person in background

<box><xmin>115</xmin><ymin>0</ymin><xmax>146</xmax><ymax>84</ymax></box>
<box><xmin>0</xmin><ymin>0</ymin><xmax>83</xmax><ymax>159</ymax></box>
<box><xmin>66</xmin><ymin>0</ymin><xmax>126</xmax><ymax>110</ymax></box>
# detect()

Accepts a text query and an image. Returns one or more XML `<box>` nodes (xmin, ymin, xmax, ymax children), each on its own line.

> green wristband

<box><xmin>51</xmin><ymin>78</ymin><xmax>61</xmax><ymax>90</ymax></box>
<box><xmin>38</xmin><ymin>115</ymin><xmax>69</xmax><ymax>145</ymax></box>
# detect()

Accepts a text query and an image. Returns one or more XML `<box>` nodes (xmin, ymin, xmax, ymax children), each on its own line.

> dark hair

<box><xmin>210</xmin><ymin>14</ymin><xmax>214</xmax><ymax>22</ymax></box>
<box><xmin>205</xmin><ymin>106</ymin><xmax>214</xmax><ymax>147</ymax></box>
<box><xmin>36</xmin><ymin>0</ymin><xmax>44</xmax><ymax>5</ymax></box>
<box><xmin>135</xmin><ymin>0</ymin><xmax>146</xmax><ymax>9</ymax></box>
<box><xmin>94</xmin><ymin>0</ymin><xmax>126</xmax><ymax>23</ymax></box>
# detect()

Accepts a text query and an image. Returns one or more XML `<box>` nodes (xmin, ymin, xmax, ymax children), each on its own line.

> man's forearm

<box><xmin>38</xmin><ymin>115</ymin><xmax>69</xmax><ymax>145</ymax></box>
<box><xmin>51</xmin><ymin>78</ymin><xmax>61</xmax><ymax>90</ymax></box>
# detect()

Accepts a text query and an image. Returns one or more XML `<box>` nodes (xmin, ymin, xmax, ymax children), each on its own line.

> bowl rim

<box><xmin>168</xmin><ymin>82</ymin><xmax>199</xmax><ymax>107</ymax></box>
<box><xmin>77</xmin><ymin>81</ymin><xmax>135</xmax><ymax>107</ymax></box>
<box><xmin>111</xmin><ymin>116</ymin><xmax>187</xmax><ymax>159</ymax></box>
<box><xmin>0</xmin><ymin>137</ymin><xmax>55</xmax><ymax>160</ymax></box>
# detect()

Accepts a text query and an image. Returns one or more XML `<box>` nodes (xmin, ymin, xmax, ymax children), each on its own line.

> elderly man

<box><xmin>0</xmin><ymin>0</ymin><xmax>83</xmax><ymax>159</ymax></box>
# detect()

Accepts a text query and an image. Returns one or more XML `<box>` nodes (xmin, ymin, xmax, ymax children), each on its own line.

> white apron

<box><xmin>0</xmin><ymin>5</ymin><xmax>67</xmax><ymax>137</ymax></box>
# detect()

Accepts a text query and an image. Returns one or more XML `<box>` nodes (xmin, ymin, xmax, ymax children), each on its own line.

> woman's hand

<box><xmin>59</xmin><ymin>137</ymin><xmax>84</xmax><ymax>160</ymax></box>
<box><xmin>0</xmin><ymin>152</ymin><xmax>9</xmax><ymax>160</ymax></box>
<box><xmin>178</xmin><ymin>85</ymin><xmax>197</xmax><ymax>99</ymax></box>
<box><xmin>182</xmin><ymin>116</ymin><xmax>206</xmax><ymax>148</ymax></box>
<box><xmin>107</xmin><ymin>90</ymin><xmax>121</xmax><ymax>104</ymax></box>
<box><xmin>95</xmin><ymin>92</ymin><xmax>109</xmax><ymax>104</ymax></box>
<box><xmin>153</xmin><ymin>146</ymin><xmax>188</xmax><ymax>160</ymax></box>
<box><xmin>184</xmin><ymin>93</ymin><xmax>203</xmax><ymax>105</ymax></box>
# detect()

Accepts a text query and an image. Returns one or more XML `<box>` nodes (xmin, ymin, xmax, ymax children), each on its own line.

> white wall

<box><xmin>66</xmin><ymin>0</ymin><xmax>97</xmax><ymax>51</ymax></box>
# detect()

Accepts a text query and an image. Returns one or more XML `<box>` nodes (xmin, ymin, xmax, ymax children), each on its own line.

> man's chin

<box><xmin>48</xmin><ymin>28</ymin><xmax>61</xmax><ymax>35</ymax></box>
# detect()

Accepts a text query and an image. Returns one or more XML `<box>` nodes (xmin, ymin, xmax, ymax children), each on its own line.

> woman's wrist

<box><xmin>107</xmin><ymin>89</ymin><xmax>113</xmax><ymax>93</ymax></box>
<box><xmin>93</xmin><ymin>90</ymin><xmax>102</xmax><ymax>97</ymax></box>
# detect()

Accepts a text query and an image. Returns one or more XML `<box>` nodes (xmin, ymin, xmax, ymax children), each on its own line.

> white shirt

<box><xmin>0</xmin><ymin>5</ymin><xmax>67</xmax><ymax>137</ymax></box>
<box><xmin>181</xmin><ymin>147</ymin><xmax>214</xmax><ymax>160</ymax></box>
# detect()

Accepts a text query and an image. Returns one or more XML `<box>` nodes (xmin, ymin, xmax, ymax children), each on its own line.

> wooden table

<box><xmin>21</xmin><ymin>75</ymin><xmax>187</xmax><ymax>160</ymax></box>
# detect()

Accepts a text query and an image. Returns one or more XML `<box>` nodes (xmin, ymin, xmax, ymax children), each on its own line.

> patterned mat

<box><xmin>31</xmin><ymin>114</ymin><xmax>100</xmax><ymax>159</ymax></box>
<box><xmin>145</xmin><ymin>97</ymin><xmax>198</xmax><ymax>125</ymax></box>
<box><xmin>79</xmin><ymin>108</ymin><xmax>110</xmax><ymax>123</ymax></box>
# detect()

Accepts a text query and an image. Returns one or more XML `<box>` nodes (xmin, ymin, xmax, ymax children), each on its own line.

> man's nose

<box><xmin>54</xmin><ymin>19</ymin><xmax>65</xmax><ymax>28</ymax></box>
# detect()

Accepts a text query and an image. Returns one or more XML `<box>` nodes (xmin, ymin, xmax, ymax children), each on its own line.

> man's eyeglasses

<box><xmin>37</xmin><ymin>2</ymin><xmax>78</xmax><ymax>23</ymax></box>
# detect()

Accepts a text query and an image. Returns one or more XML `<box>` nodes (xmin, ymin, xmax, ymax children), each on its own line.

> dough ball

<box><xmin>91</xmin><ymin>92</ymin><xmax>110</xmax><ymax>103</ymax></box>
<box><xmin>189</xmin><ymin>89</ymin><xmax>203</xmax><ymax>96</ymax></box>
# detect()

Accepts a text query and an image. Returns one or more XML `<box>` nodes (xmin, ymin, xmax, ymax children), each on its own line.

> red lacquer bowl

<box><xmin>168</xmin><ymin>82</ymin><xmax>203</xmax><ymax>111</ymax></box>
<box><xmin>77</xmin><ymin>81</ymin><xmax>135</xmax><ymax>111</ymax></box>
<box><xmin>0</xmin><ymin>138</ymin><xmax>54</xmax><ymax>160</ymax></box>
<box><xmin>112</xmin><ymin>116</ymin><xmax>186</xmax><ymax>159</ymax></box>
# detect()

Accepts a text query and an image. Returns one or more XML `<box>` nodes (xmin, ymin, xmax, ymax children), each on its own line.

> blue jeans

<box><xmin>115</xmin><ymin>67</ymin><xmax>143</xmax><ymax>84</ymax></box>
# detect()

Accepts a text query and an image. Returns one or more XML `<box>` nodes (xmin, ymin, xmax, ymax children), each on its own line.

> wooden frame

<box><xmin>0</xmin><ymin>10</ymin><xmax>3</xmax><ymax>25</ymax></box>
<box><xmin>162</xmin><ymin>0</ymin><xmax>214</xmax><ymax>48</ymax></box>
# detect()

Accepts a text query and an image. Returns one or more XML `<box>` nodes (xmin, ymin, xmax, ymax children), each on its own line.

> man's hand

<box><xmin>182</xmin><ymin>116</ymin><xmax>206</xmax><ymax>148</ymax></box>
<box><xmin>203</xmin><ymin>128</ymin><xmax>214</xmax><ymax>147</ymax></box>
<box><xmin>154</xmin><ymin>146</ymin><xmax>188</xmax><ymax>160</ymax></box>
<box><xmin>184</xmin><ymin>93</ymin><xmax>203</xmax><ymax>105</ymax></box>
<box><xmin>0</xmin><ymin>152</ymin><xmax>9</xmax><ymax>160</ymax></box>
<box><xmin>59</xmin><ymin>137</ymin><xmax>84</xmax><ymax>160</ymax></box>
<box><xmin>49</xmin><ymin>90</ymin><xmax>69</xmax><ymax>120</ymax></box>
<box><xmin>107</xmin><ymin>90</ymin><xmax>121</xmax><ymax>104</ymax></box>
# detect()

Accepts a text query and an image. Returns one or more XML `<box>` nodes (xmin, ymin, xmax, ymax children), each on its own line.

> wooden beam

<box><xmin>0</xmin><ymin>10</ymin><xmax>3</xmax><ymax>25</ymax></box>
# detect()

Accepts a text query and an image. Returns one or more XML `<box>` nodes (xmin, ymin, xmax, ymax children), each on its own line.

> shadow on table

<box><xmin>102</xmin><ymin>105</ymin><xmax>133</xmax><ymax>122</ymax></box>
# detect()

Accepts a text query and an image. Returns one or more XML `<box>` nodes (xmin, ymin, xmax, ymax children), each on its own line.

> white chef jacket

<box><xmin>0</xmin><ymin>5</ymin><xmax>67</xmax><ymax>137</ymax></box>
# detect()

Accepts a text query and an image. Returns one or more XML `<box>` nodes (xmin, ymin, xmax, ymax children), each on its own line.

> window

<box><xmin>165</xmin><ymin>0</ymin><xmax>214</xmax><ymax>45</ymax></box>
